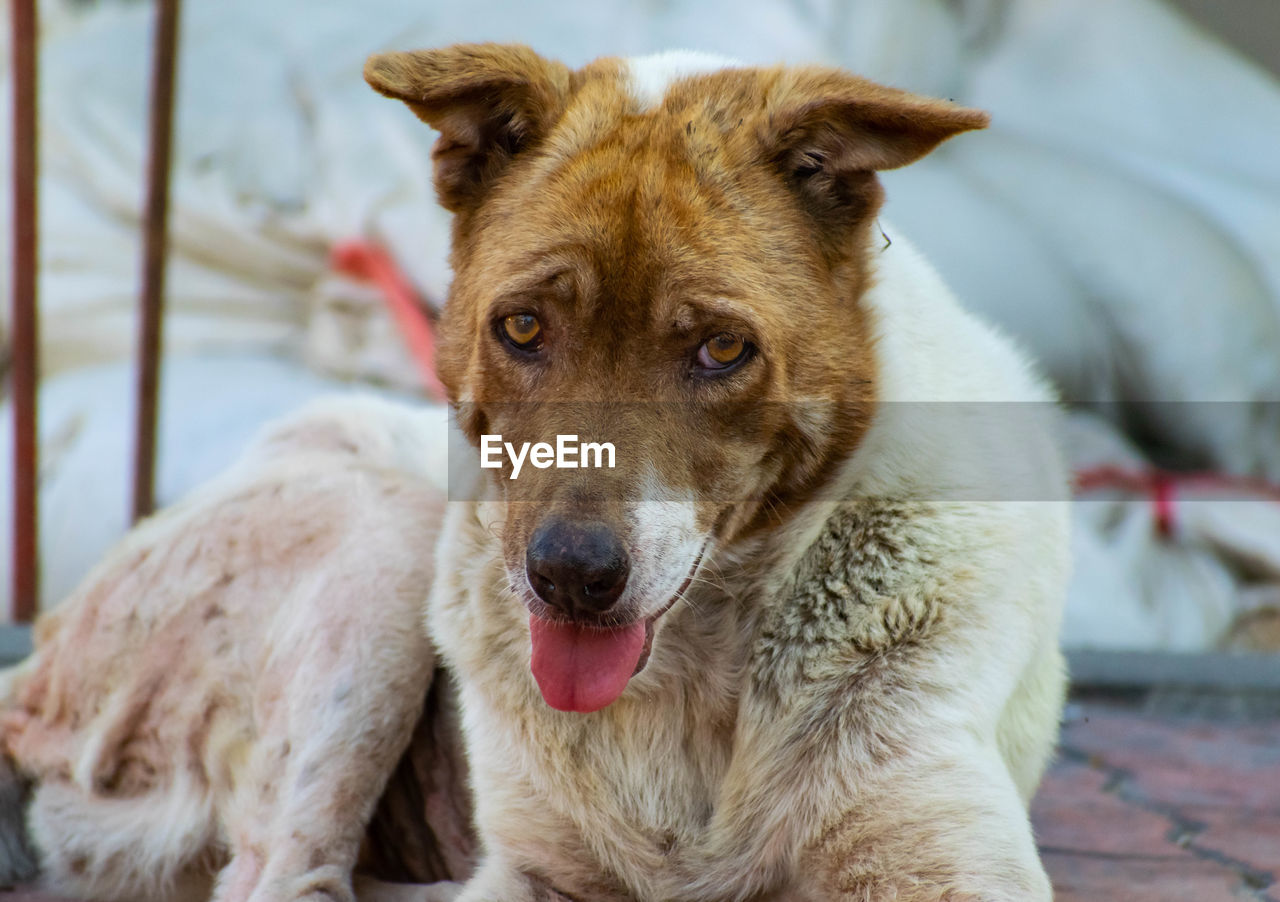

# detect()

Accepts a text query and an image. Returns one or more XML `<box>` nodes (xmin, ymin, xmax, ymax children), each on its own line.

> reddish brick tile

<box><xmin>1061</xmin><ymin>709</ymin><xmax>1280</xmax><ymax>811</ymax></box>
<box><xmin>1039</xmin><ymin>702</ymin><xmax>1280</xmax><ymax>901</ymax></box>
<box><xmin>1044</xmin><ymin>849</ymin><xmax>1255</xmax><ymax>902</ymax></box>
<box><xmin>1033</xmin><ymin>759</ymin><xmax>1181</xmax><ymax>859</ymax></box>
<box><xmin>1184</xmin><ymin>805</ymin><xmax>1280</xmax><ymax>875</ymax></box>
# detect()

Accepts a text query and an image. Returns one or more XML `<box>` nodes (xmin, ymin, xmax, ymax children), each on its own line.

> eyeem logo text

<box><xmin>480</xmin><ymin>434</ymin><xmax>616</xmax><ymax>480</ymax></box>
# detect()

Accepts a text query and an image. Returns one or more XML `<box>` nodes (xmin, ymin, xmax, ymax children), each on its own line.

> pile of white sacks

<box><xmin>2</xmin><ymin>0</ymin><xmax>1280</xmax><ymax>649</ymax></box>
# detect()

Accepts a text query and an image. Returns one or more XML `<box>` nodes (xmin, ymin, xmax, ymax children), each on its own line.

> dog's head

<box><xmin>366</xmin><ymin>45</ymin><xmax>986</xmax><ymax>711</ymax></box>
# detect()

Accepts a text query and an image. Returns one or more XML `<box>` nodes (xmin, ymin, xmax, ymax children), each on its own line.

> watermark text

<box><xmin>480</xmin><ymin>434</ymin><xmax>616</xmax><ymax>479</ymax></box>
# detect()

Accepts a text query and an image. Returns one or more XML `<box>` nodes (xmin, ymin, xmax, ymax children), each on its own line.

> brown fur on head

<box><xmin>365</xmin><ymin>44</ymin><xmax>986</xmax><ymax>632</ymax></box>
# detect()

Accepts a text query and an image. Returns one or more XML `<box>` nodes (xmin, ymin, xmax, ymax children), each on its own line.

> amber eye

<box><xmin>501</xmin><ymin>313</ymin><xmax>543</xmax><ymax>351</ymax></box>
<box><xmin>697</xmin><ymin>333</ymin><xmax>748</xmax><ymax>370</ymax></box>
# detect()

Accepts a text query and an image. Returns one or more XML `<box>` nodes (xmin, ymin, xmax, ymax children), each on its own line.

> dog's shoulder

<box><xmin>863</xmin><ymin>224</ymin><xmax>1056</xmax><ymax>406</ymax></box>
<box><xmin>751</xmin><ymin>497</ymin><xmax>945</xmax><ymax>694</ymax></box>
<box><xmin>840</xmin><ymin>225</ymin><xmax>1068</xmax><ymax>507</ymax></box>
<box><xmin>748</xmin><ymin>228</ymin><xmax>1069</xmax><ymax>706</ymax></box>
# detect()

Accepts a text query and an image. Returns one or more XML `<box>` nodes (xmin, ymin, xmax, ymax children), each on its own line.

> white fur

<box><xmin>618</xmin><ymin>469</ymin><xmax>704</xmax><ymax>620</ymax></box>
<box><xmin>624</xmin><ymin>50</ymin><xmax>742</xmax><ymax>110</ymax></box>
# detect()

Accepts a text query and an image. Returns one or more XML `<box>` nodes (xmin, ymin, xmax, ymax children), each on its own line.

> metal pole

<box><xmin>131</xmin><ymin>0</ymin><xmax>181</xmax><ymax>522</ymax></box>
<box><xmin>9</xmin><ymin>0</ymin><xmax>39</xmax><ymax>622</ymax></box>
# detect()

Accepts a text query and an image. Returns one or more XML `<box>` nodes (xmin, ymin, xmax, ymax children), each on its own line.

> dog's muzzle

<box><xmin>525</xmin><ymin>516</ymin><xmax>630</xmax><ymax>621</ymax></box>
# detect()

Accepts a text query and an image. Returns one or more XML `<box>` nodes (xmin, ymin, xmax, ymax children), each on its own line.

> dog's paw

<box><xmin>353</xmin><ymin>876</ymin><xmax>464</xmax><ymax>902</ymax></box>
<box><xmin>449</xmin><ymin>868</ymin><xmax>576</xmax><ymax>902</ymax></box>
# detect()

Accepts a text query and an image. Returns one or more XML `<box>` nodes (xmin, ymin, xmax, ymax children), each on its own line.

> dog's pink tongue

<box><xmin>529</xmin><ymin>615</ymin><xmax>646</xmax><ymax>713</ymax></box>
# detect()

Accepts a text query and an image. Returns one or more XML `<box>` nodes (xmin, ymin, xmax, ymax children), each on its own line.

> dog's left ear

<box><xmin>364</xmin><ymin>43</ymin><xmax>570</xmax><ymax>213</ymax></box>
<box><xmin>765</xmin><ymin>69</ymin><xmax>989</xmax><ymax>224</ymax></box>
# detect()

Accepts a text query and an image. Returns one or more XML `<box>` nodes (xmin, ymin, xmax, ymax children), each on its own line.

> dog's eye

<box><xmin>501</xmin><ymin>313</ymin><xmax>543</xmax><ymax>351</ymax></box>
<box><xmin>697</xmin><ymin>333</ymin><xmax>749</xmax><ymax>371</ymax></box>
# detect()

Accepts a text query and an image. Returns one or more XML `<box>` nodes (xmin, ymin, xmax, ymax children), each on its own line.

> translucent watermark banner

<box><xmin>438</xmin><ymin>401</ymin><xmax>1280</xmax><ymax>503</ymax></box>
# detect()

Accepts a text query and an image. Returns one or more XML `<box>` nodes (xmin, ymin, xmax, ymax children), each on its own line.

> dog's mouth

<box><xmin>527</xmin><ymin>545</ymin><xmax>706</xmax><ymax>714</ymax></box>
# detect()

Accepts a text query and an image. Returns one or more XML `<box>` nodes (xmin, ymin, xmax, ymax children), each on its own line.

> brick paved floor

<box><xmin>4</xmin><ymin>696</ymin><xmax>1278</xmax><ymax>901</ymax></box>
<box><xmin>1036</xmin><ymin>696</ymin><xmax>1280</xmax><ymax>901</ymax></box>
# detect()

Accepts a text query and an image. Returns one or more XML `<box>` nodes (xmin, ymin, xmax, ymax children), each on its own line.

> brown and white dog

<box><xmin>1</xmin><ymin>44</ymin><xmax>1070</xmax><ymax>902</ymax></box>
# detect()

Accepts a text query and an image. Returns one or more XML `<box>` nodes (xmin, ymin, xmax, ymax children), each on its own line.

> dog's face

<box><xmin>367</xmin><ymin>45</ymin><xmax>986</xmax><ymax>711</ymax></box>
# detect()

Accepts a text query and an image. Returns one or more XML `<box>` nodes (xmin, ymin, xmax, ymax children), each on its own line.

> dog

<box><xmin>2</xmin><ymin>44</ymin><xmax>1070</xmax><ymax>902</ymax></box>
<box><xmin>0</xmin><ymin>397</ymin><xmax>465</xmax><ymax>902</ymax></box>
<box><xmin>366</xmin><ymin>44</ymin><xmax>1069</xmax><ymax>902</ymax></box>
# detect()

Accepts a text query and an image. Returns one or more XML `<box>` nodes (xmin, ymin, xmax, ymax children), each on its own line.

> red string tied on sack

<box><xmin>330</xmin><ymin>240</ymin><xmax>447</xmax><ymax>401</ymax></box>
<box><xmin>1074</xmin><ymin>465</ymin><xmax>1280</xmax><ymax>539</ymax></box>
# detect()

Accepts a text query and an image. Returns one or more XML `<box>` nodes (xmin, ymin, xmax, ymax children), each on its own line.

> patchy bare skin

<box><xmin>1</xmin><ymin>397</ymin><xmax>458</xmax><ymax>902</ymax></box>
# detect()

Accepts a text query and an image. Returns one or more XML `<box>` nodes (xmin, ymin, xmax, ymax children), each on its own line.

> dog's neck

<box><xmin>703</xmin><ymin>225</ymin><xmax>1063</xmax><ymax>601</ymax></box>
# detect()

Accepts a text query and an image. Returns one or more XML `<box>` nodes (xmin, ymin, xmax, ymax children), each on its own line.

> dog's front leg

<box><xmin>354</xmin><ymin>859</ymin><xmax>572</xmax><ymax>902</ymax></box>
<box><xmin>779</xmin><ymin>747</ymin><xmax>1052</xmax><ymax>902</ymax></box>
<box><xmin>686</xmin><ymin>736</ymin><xmax>1050</xmax><ymax>902</ymax></box>
<box><xmin>664</xmin><ymin>643</ymin><xmax>1054</xmax><ymax>902</ymax></box>
<box><xmin>213</xmin><ymin>604</ymin><xmax>438</xmax><ymax>902</ymax></box>
<box><xmin>352</xmin><ymin>875</ymin><xmax>463</xmax><ymax>902</ymax></box>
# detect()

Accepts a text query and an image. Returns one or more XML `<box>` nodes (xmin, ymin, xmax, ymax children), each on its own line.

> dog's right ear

<box><xmin>364</xmin><ymin>43</ymin><xmax>570</xmax><ymax>213</ymax></box>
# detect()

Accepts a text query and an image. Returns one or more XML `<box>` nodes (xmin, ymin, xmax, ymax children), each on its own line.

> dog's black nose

<box><xmin>526</xmin><ymin>518</ymin><xmax>630</xmax><ymax>619</ymax></box>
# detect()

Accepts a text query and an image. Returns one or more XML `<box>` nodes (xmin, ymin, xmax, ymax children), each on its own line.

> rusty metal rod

<box><xmin>9</xmin><ymin>0</ymin><xmax>39</xmax><ymax>622</ymax></box>
<box><xmin>131</xmin><ymin>0</ymin><xmax>182</xmax><ymax>522</ymax></box>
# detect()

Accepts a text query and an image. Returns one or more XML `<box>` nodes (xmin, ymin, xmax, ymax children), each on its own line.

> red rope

<box><xmin>330</xmin><ymin>240</ymin><xmax>447</xmax><ymax>401</ymax></box>
<box><xmin>1074</xmin><ymin>464</ymin><xmax>1280</xmax><ymax>538</ymax></box>
<box><xmin>1151</xmin><ymin>471</ymin><xmax>1176</xmax><ymax>538</ymax></box>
